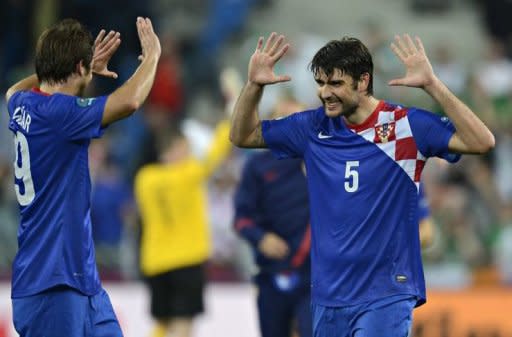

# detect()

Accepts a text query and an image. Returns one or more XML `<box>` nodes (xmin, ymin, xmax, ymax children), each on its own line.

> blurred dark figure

<box><xmin>477</xmin><ymin>0</ymin><xmax>512</xmax><ymax>57</ymax></box>
<box><xmin>90</xmin><ymin>138</ymin><xmax>135</xmax><ymax>280</ymax></box>
<box><xmin>0</xmin><ymin>0</ymin><xmax>35</xmax><ymax>91</ymax></box>
<box><xmin>233</xmin><ymin>96</ymin><xmax>312</xmax><ymax>337</ymax></box>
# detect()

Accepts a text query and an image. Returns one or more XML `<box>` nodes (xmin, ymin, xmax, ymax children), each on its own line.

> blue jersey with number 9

<box><xmin>8</xmin><ymin>88</ymin><xmax>107</xmax><ymax>298</ymax></box>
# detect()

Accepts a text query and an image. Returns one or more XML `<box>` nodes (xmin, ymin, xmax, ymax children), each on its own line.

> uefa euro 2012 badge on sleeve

<box><xmin>76</xmin><ymin>97</ymin><xmax>96</xmax><ymax>107</ymax></box>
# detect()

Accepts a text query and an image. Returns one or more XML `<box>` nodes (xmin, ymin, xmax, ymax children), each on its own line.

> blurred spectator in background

<box><xmin>146</xmin><ymin>31</ymin><xmax>184</xmax><ymax>126</ymax></box>
<box><xmin>90</xmin><ymin>137</ymin><xmax>136</xmax><ymax>280</ymax></box>
<box><xmin>233</xmin><ymin>95</ymin><xmax>312</xmax><ymax>337</ymax></box>
<box><xmin>418</xmin><ymin>184</ymin><xmax>434</xmax><ymax>249</ymax></box>
<box><xmin>430</xmin><ymin>41</ymin><xmax>469</xmax><ymax>114</ymax></box>
<box><xmin>0</xmin><ymin>0</ymin><xmax>35</xmax><ymax>92</ymax></box>
<box><xmin>0</xmin><ymin>159</ymin><xmax>18</xmax><ymax>275</ymax></box>
<box><xmin>134</xmin><ymin>89</ymin><xmax>233</xmax><ymax>337</ymax></box>
<box><xmin>477</xmin><ymin>0</ymin><xmax>512</xmax><ymax>57</ymax></box>
<box><xmin>470</xmin><ymin>39</ymin><xmax>512</xmax><ymax>129</ymax></box>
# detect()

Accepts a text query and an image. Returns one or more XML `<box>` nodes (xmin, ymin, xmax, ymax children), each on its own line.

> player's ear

<box><xmin>76</xmin><ymin>60</ymin><xmax>87</xmax><ymax>76</ymax></box>
<box><xmin>358</xmin><ymin>73</ymin><xmax>370</xmax><ymax>93</ymax></box>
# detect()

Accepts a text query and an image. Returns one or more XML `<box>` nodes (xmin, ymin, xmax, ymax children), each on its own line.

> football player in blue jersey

<box><xmin>234</xmin><ymin>96</ymin><xmax>312</xmax><ymax>337</ymax></box>
<box><xmin>229</xmin><ymin>33</ymin><xmax>494</xmax><ymax>337</ymax></box>
<box><xmin>5</xmin><ymin>17</ymin><xmax>160</xmax><ymax>337</ymax></box>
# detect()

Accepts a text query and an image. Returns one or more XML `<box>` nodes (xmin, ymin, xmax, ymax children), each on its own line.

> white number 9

<box><xmin>13</xmin><ymin>132</ymin><xmax>35</xmax><ymax>206</ymax></box>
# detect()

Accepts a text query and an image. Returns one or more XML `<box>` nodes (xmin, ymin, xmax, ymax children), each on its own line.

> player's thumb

<box><xmin>388</xmin><ymin>78</ymin><xmax>405</xmax><ymax>86</ymax></box>
<box><xmin>275</xmin><ymin>75</ymin><xmax>292</xmax><ymax>83</ymax></box>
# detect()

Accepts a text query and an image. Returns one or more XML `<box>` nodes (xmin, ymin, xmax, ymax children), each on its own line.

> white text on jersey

<box><xmin>13</xmin><ymin>106</ymin><xmax>31</xmax><ymax>133</ymax></box>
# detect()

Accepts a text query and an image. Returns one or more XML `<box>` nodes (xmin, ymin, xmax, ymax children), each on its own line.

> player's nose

<box><xmin>318</xmin><ymin>85</ymin><xmax>332</xmax><ymax>99</ymax></box>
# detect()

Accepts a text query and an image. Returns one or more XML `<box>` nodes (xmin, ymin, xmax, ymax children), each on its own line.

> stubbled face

<box><xmin>315</xmin><ymin>68</ymin><xmax>361</xmax><ymax>118</ymax></box>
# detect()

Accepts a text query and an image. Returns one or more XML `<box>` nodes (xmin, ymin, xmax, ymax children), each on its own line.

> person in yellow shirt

<box><xmin>135</xmin><ymin>119</ymin><xmax>231</xmax><ymax>337</ymax></box>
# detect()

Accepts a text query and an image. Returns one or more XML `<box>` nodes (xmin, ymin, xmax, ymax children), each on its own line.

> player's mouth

<box><xmin>324</xmin><ymin>101</ymin><xmax>341</xmax><ymax>112</ymax></box>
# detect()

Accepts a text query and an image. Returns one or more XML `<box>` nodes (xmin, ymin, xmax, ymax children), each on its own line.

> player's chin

<box><xmin>324</xmin><ymin>106</ymin><xmax>343</xmax><ymax>118</ymax></box>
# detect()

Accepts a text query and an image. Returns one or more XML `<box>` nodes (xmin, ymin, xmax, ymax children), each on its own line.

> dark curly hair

<box><xmin>309</xmin><ymin>37</ymin><xmax>374</xmax><ymax>95</ymax></box>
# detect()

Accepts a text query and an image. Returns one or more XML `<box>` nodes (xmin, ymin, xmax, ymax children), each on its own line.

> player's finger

<box><xmin>107</xmin><ymin>71</ymin><xmax>118</xmax><ymax>79</ymax></box>
<box><xmin>388</xmin><ymin>77</ymin><xmax>405</xmax><ymax>86</ymax></box>
<box><xmin>274</xmin><ymin>74</ymin><xmax>292</xmax><ymax>83</ymax></box>
<box><xmin>404</xmin><ymin>34</ymin><xmax>417</xmax><ymax>53</ymax></box>
<box><xmin>94</xmin><ymin>37</ymin><xmax>120</xmax><ymax>60</ymax></box>
<box><xmin>254</xmin><ymin>37</ymin><xmax>264</xmax><ymax>53</ymax></box>
<box><xmin>104</xmin><ymin>34</ymin><xmax>121</xmax><ymax>55</ymax></box>
<box><xmin>136</xmin><ymin>18</ymin><xmax>147</xmax><ymax>53</ymax></box>
<box><xmin>415</xmin><ymin>36</ymin><xmax>426</xmax><ymax>54</ymax></box>
<box><xmin>395</xmin><ymin>35</ymin><xmax>410</xmax><ymax>55</ymax></box>
<box><xmin>268</xmin><ymin>35</ymin><xmax>285</xmax><ymax>56</ymax></box>
<box><xmin>271</xmin><ymin>43</ymin><xmax>289</xmax><ymax>63</ymax></box>
<box><xmin>263</xmin><ymin>32</ymin><xmax>277</xmax><ymax>53</ymax></box>
<box><xmin>94</xmin><ymin>30</ymin><xmax>106</xmax><ymax>48</ymax></box>
<box><xmin>98</xmin><ymin>31</ymin><xmax>116</xmax><ymax>50</ymax></box>
<box><xmin>390</xmin><ymin>42</ymin><xmax>407</xmax><ymax>61</ymax></box>
<box><xmin>97</xmin><ymin>32</ymin><xmax>120</xmax><ymax>55</ymax></box>
<box><xmin>145</xmin><ymin>17</ymin><xmax>154</xmax><ymax>33</ymax></box>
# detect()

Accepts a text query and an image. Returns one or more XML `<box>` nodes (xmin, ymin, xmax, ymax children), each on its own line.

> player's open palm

<box><xmin>92</xmin><ymin>30</ymin><xmax>121</xmax><ymax>79</ymax></box>
<box><xmin>136</xmin><ymin>17</ymin><xmax>161</xmax><ymax>62</ymax></box>
<box><xmin>248</xmin><ymin>32</ymin><xmax>291</xmax><ymax>86</ymax></box>
<box><xmin>388</xmin><ymin>34</ymin><xmax>437</xmax><ymax>89</ymax></box>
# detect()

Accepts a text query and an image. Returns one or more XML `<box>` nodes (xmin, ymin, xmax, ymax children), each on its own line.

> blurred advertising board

<box><xmin>413</xmin><ymin>288</ymin><xmax>512</xmax><ymax>337</ymax></box>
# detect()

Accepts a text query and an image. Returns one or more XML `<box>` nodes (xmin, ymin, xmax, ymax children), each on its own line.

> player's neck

<box><xmin>344</xmin><ymin>96</ymin><xmax>380</xmax><ymax>125</ymax></box>
<box><xmin>39</xmin><ymin>76</ymin><xmax>84</xmax><ymax>96</ymax></box>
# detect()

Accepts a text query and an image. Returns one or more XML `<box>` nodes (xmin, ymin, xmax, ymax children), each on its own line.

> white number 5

<box><xmin>13</xmin><ymin>132</ymin><xmax>35</xmax><ymax>206</ymax></box>
<box><xmin>344</xmin><ymin>161</ymin><xmax>359</xmax><ymax>193</ymax></box>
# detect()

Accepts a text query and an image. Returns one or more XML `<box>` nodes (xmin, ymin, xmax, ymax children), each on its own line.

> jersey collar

<box><xmin>344</xmin><ymin>100</ymin><xmax>385</xmax><ymax>133</ymax></box>
<box><xmin>32</xmin><ymin>87</ymin><xmax>51</xmax><ymax>96</ymax></box>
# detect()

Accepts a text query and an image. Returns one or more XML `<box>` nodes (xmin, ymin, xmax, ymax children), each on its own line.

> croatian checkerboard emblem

<box><xmin>374</xmin><ymin>122</ymin><xmax>395</xmax><ymax>143</ymax></box>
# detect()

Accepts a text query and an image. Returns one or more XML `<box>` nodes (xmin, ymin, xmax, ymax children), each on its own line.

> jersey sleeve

<box><xmin>261</xmin><ymin>110</ymin><xmax>312</xmax><ymax>159</ymax></box>
<box><xmin>233</xmin><ymin>156</ymin><xmax>266</xmax><ymax>247</ymax></box>
<box><xmin>48</xmin><ymin>95</ymin><xmax>108</xmax><ymax>141</ymax></box>
<box><xmin>408</xmin><ymin>108</ymin><xmax>460</xmax><ymax>163</ymax></box>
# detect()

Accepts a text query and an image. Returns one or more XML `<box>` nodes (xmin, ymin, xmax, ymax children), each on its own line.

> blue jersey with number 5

<box><xmin>262</xmin><ymin>101</ymin><xmax>459</xmax><ymax>307</ymax></box>
<box><xmin>7</xmin><ymin>88</ymin><xmax>107</xmax><ymax>298</ymax></box>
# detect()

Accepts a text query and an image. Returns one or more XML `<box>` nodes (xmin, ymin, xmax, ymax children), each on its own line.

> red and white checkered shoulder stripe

<box><xmin>358</xmin><ymin>105</ymin><xmax>426</xmax><ymax>188</ymax></box>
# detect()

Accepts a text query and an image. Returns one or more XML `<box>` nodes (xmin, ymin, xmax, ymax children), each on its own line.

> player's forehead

<box><xmin>314</xmin><ymin>68</ymin><xmax>350</xmax><ymax>82</ymax></box>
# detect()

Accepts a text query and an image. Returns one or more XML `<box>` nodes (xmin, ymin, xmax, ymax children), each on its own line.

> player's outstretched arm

<box><xmin>389</xmin><ymin>34</ymin><xmax>495</xmax><ymax>154</ymax></box>
<box><xmin>5</xmin><ymin>74</ymin><xmax>39</xmax><ymax>102</ymax></box>
<box><xmin>102</xmin><ymin>17</ymin><xmax>161</xmax><ymax>126</ymax></box>
<box><xmin>230</xmin><ymin>32</ymin><xmax>291</xmax><ymax>148</ymax></box>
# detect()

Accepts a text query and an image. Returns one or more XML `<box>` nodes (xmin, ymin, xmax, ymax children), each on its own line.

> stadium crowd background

<box><xmin>0</xmin><ymin>0</ymin><xmax>512</xmax><ymax>333</ymax></box>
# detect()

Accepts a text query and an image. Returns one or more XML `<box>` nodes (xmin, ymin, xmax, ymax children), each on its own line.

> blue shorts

<box><xmin>12</xmin><ymin>286</ymin><xmax>123</xmax><ymax>337</ymax></box>
<box><xmin>312</xmin><ymin>294</ymin><xmax>416</xmax><ymax>337</ymax></box>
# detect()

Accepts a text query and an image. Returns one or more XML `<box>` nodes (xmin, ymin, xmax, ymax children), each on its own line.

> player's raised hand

<box><xmin>248</xmin><ymin>32</ymin><xmax>291</xmax><ymax>86</ymax></box>
<box><xmin>388</xmin><ymin>34</ymin><xmax>437</xmax><ymax>89</ymax></box>
<box><xmin>92</xmin><ymin>30</ymin><xmax>121</xmax><ymax>79</ymax></box>
<box><xmin>136</xmin><ymin>17</ymin><xmax>161</xmax><ymax>62</ymax></box>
